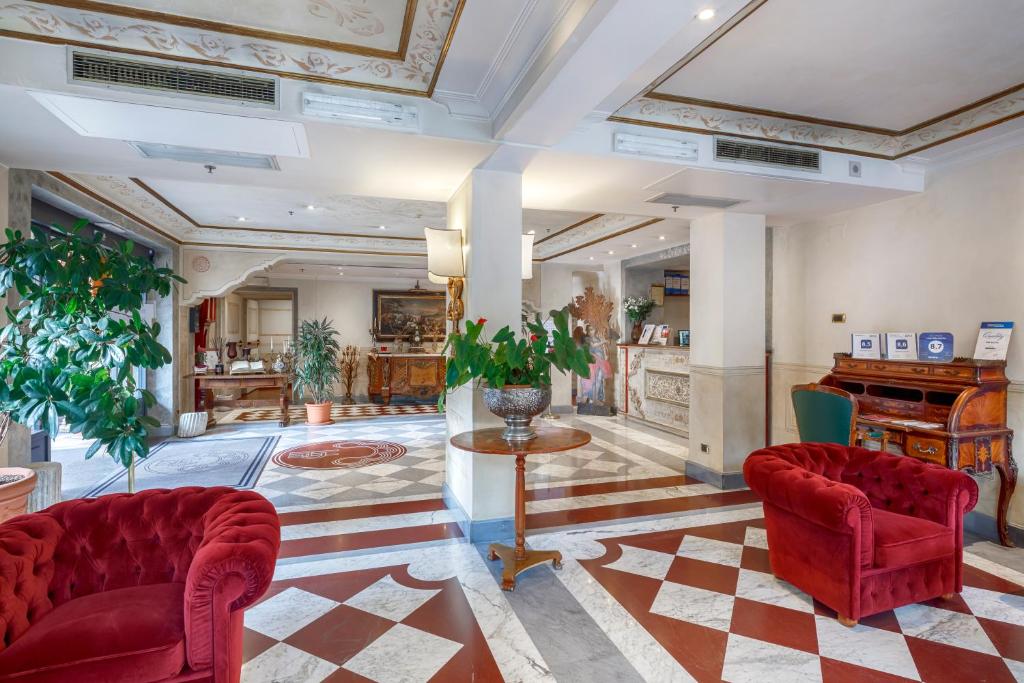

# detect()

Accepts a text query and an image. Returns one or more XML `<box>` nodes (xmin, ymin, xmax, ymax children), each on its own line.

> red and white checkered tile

<box><xmin>581</xmin><ymin>518</ymin><xmax>1024</xmax><ymax>682</ymax></box>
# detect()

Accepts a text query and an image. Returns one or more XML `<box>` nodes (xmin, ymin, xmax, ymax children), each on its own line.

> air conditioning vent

<box><xmin>646</xmin><ymin>193</ymin><xmax>745</xmax><ymax>209</ymax></box>
<box><xmin>714</xmin><ymin>137</ymin><xmax>820</xmax><ymax>172</ymax></box>
<box><xmin>70</xmin><ymin>51</ymin><xmax>277</xmax><ymax>107</ymax></box>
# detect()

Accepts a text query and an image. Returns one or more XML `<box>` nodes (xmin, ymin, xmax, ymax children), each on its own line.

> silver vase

<box><xmin>482</xmin><ymin>385</ymin><xmax>552</xmax><ymax>441</ymax></box>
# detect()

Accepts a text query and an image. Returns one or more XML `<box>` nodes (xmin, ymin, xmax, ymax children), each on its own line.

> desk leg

<box><xmin>487</xmin><ymin>453</ymin><xmax>562</xmax><ymax>591</ymax></box>
<box><xmin>279</xmin><ymin>384</ymin><xmax>290</xmax><ymax>428</ymax></box>
<box><xmin>198</xmin><ymin>385</ymin><xmax>216</xmax><ymax>427</ymax></box>
<box><xmin>995</xmin><ymin>439</ymin><xmax>1017</xmax><ymax>547</ymax></box>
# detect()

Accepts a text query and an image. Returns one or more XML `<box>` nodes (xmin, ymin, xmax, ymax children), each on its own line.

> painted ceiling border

<box><xmin>534</xmin><ymin>217</ymin><xmax>664</xmax><ymax>262</ymax></box>
<box><xmin>0</xmin><ymin>0</ymin><xmax>465</xmax><ymax>97</ymax></box>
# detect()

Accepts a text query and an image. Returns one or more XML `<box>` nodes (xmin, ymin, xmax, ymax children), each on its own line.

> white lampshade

<box><xmin>424</xmin><ymin>227</ymin><xmax>465</xmax><ymax>278</ymax></box>
<box><xmin>427</xmin><ymin>271</ymin><xmax>447</xmax><ymax>285</ymax></box>
<box><xmin>522</xmin><ymin>233</ymin><xmax>534</xmax><ymax>279</ymax></box>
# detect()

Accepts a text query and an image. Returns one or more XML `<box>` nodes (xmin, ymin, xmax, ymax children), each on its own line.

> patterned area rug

<box><xmin>273</xmin><ymin>440</ymin><xmax>408</xmax><ymax>470</ymax></box>
<box><xmin>218</xmin><ymin>403</ymin><xmax>438</xmax><ymax>424</ymax></box>
<box><xmin>84</xmin><ymin>436</ymin><xmax>279</xmax><ymax>497</ymax></box>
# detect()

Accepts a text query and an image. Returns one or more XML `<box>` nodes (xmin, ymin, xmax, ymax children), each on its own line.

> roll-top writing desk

<box><xmin>821</xmin><ymin>354</ymin><xmax>1016</xmax><ymax>546</ymax></box>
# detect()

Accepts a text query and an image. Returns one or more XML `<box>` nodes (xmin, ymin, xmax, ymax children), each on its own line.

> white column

<box><xmin>444</xmin><ymin>168</ymin><xmax>523</xmax><ymax>539</ymax></box>
<box><xmin>688</xmin><ymin>212</ymin><xmax>766</xmax><ymax>487</ymax></box>
<box><xmin>0</xmin><ymin>164</ymin><xmax>8</xmax><ymax>467</ymax></box>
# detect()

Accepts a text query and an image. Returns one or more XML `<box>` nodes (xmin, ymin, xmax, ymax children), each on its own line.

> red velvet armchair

<box><xmin>744</xmin><ymin>443</ymin><xmax>978</xmax><ymax>626</ymax></box>
<box><xmin>0</xmin><ymin>487</ymin><xmax>280</xmax><ymax>683</ymax></box>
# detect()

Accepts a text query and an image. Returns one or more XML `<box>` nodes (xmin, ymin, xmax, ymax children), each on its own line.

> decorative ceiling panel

<box><xmin>1</xmin><ymin>0</ymin><xmax>463</xmax><ymax>95</ymax></box>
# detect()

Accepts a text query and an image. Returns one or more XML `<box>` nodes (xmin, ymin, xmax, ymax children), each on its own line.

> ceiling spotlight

<box><xmin>237</xmin><ymin>216</ymin><xmax>247</xmax><ymax>222</ymax></box>
<box><xmin>658</xmin><ymin>235</ymin><xmax>666</xmax><ymax>240</ymax></box>
<box><xmin>589</xmin><ymin>256</ymin><xmax>595</xmax><ymax>261</ymax></box>
<box><xmin>697</xmin><ymin>8</ymin><xmax>716</xmax><ymax>21</ymax></box>
<box><xmin>607</xmin><ymin>250</ymin><xmax>615</xmax><ymax>255</ymax></box>
<box><xmin>379</xmin><ymin>225</ymin><xmax>386</xmax><ymax>230</ymax></box>
<box><xmin>631</xmin><ymin>243</ymin><xmax>638</xmax><ymax>248</ymax></box>
<box><xmin>306</xmin><ymin>204</ymin><xmax>316</xmax><ymax>211</ymax></box>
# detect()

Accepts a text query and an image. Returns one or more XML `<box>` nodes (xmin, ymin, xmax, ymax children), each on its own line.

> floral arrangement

<box><xmin>623</xmin><ymin>296</ymin><xmax>656</xmax><ymax>322</ymax></box>
<box><xmin>439</xmin><ymin>307</ymin><xmax>592</xmax><ymax>409</ymax></box>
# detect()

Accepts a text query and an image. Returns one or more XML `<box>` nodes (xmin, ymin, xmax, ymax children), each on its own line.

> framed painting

<box><xmin>372</xmin><ymin>290</ymin><xmax>447</xmax><ymax>341</ymax></box>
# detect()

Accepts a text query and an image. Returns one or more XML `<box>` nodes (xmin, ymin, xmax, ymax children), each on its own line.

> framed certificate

<box><xmin>638</xmin><ymin>324</ymin><xmax>656</xmax><ymax>345</ymax></box>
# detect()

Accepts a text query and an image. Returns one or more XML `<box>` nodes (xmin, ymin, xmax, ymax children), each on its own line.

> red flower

<box><xmin>530</xmin><ymin>334</ymin><xmax>538</xmax><ymax>342</ymax></box>
<box><xmin>477</xmin><ymin>317</ymin><xmax>487</xmax><ymax>325</ymax></box>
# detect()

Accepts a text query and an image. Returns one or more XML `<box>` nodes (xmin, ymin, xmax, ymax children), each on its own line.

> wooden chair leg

<box><xmin>837</xmin><ymin>614</ymin><xmax>858</xmax><ymax>627</ymax></box>
<box><xmin>940</xmin><ymin>593</ymin><xmax>955</xmax><ymax>600</ymax></box>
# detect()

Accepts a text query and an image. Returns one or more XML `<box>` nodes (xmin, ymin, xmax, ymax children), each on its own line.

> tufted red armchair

<box><xmin>744</xmin><ymin>443</ymin><xmax>977</xmax><ymax>626</ymax></box>
<box><xmin>0</xmin><ymin>487</ymin><xmax>280</xmax><ymax>683</ymax></box>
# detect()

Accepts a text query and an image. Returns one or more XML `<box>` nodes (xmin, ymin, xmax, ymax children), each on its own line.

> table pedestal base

<box><xmin>487</xmin><ymin>543</ymin><xmax>562</xmax><ymax>591</ymax></box>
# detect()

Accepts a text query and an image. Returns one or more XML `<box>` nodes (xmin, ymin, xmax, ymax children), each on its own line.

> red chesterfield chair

<box><xmin>0</xmin><ymin>487</ymin><xmax>280</xmax><ymax>682</ymax></box>
<box><xmin>743</xmin><ymin>443</ymin><xmax>978</xmax><ymax>626</ymax></box>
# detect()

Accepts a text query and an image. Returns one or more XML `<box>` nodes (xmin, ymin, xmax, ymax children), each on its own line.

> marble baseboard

<box><xmin>684</xmin><ymin>460</ymin><xmax>747</xmax><ymax>490</ymax></box>
<box><xmin>965</xmin><ymin>510</ymin><xmax>1024</xmax><ymax>546</ymax></box>
<box><xmin>442</xmin><ymin>482</ymin><xmax>514</xmax><ymax>543</ymax></box>
<box><xmin>622</xmin><ymin>413</ymin><xmax>688</xmax><ymax>438</ymax></box>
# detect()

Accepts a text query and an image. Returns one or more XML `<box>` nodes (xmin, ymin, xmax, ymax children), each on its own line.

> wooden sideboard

<box><xmin>191</xmin><ymin>373</ymin><xmax>290</xmax><ymax>427</ymax></box>
<box><xmin>821</xmin><ymin>354</ymin><xmax>1017</xmax><ymax>546</ymax></box>
<box><xmin>367</xmin><ymin>353</ymin><xmax>445</xmax><ymax>405</ymax></box>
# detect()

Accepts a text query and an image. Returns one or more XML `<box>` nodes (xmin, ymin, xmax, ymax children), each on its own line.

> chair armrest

<box><xmin>184</xmin><ymin>492</ymin><xmax>280</xmax><ymax>674</ymax></box>
<box><xmin>745</xmin><ymin>452</ymin><xmax>874</xmax><ymax>566</ymax></box>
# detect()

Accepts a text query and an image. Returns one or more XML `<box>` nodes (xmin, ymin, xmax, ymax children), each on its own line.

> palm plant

<box><xmin>293</xmin><ymin>317</ymin><xmax>342</xmax><ymax>405</ymax></box>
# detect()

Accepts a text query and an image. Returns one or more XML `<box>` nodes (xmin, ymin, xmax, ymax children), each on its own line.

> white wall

<box><xmin>0</xmin><ymin>165</ymin><xmax>8</xmax><ymax>467</ymax></box>
<box><xmin>257</xmin><ymin>300</ymin><xmax>292</xmax><ymax>346</ymax></box>
<box><xmin>771</xmin><ymin>145</ymin><xmax>1024</xmax><ymax>529</ymax></box>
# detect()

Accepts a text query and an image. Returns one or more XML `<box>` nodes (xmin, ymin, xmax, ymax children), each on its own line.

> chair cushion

<box><xmin>0</xmin><ymin>583</ymin><xmax>186</xmax><ymax>683</ymax></box>
<box><xmin>872</xmin><ymin>508</ymin><xmax>954</xmax><ymax>568</ymax></box>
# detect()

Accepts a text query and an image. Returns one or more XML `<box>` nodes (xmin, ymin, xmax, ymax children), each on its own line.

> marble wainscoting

<box><xmin>616</xmin><ymin>344</ymin><xmax>691</xmax><ymax>436</ymax></box>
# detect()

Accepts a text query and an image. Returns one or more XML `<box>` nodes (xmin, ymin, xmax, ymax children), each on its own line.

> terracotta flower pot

<box><xmin>305</xmin><ymin>401</ymin><xmax>334</xmax><ymax>425</ymax></box>
<box><xmin>0</xmin><ymin>467</ymin><xmax>37</xmax><ymax>523</ymax></box>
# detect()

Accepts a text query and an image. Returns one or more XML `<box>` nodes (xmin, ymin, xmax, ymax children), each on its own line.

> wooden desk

<box><xmin>190</xmin><ymin>373</ymin><xmax>291</xmax><ymax>427</ymax></box>
<box><xmin>821</xmin><ymin>354</ymin><xmax>1016</xmax><ymax>546</ymax></box>
<box><xmin>368</xmin><ymin>353</ymin><xmax>445</xmax><ymax>405</ymax></box>
<box><xmin>450</xmin><ymin>427</ymin><xmax>591</xmax><ymax>590</ymax></box>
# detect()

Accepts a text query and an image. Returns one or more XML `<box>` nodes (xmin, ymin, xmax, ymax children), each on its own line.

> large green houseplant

<box><xmin>441</xmin><ymin>307</ymin><xmax>592</xmax><ymax>440</ymax></box>
<box><xmin>293</xmin><ymin>317</ymin><xmax>342</xmax><ymax>425</ymax></box>
<box><xmin>0</xmin><ymin>221</ymin><xmax>183</xmax><ymax>488</ymax></box>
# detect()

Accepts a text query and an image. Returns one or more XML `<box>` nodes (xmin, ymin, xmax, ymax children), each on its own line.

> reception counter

<box><xmin>616</xmin><ymin>344</ymin><xmax>690</xmax><ymax>435</ymax></box>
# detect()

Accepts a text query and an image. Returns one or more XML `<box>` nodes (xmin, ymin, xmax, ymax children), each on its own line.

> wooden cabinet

<box><xmin>823</xmin><ymin>354</ymin><xmax>1017</xmax><ymax>546</ymax></box>
<box><xmin>367</xmin><ymin>353</ymin><xmax>445</xmax><ymax>405</ymax></box>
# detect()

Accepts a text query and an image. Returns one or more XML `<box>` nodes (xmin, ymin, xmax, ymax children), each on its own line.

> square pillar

<box><xmin>687</xmin><ymin>212</ymin><xmax>766</xmax><ymax>488</ymax></box>
<box><xmin>443</xmin><ymin>168</ymin><xmax>523</xmax><ymax>541</ymax></box>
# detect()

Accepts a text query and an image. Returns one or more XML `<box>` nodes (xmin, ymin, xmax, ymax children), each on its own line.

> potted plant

<box><xmin>293</xmin><ymin>317</ymin><xmax>342</xmax><ymax>425</ymax></box>
<box><xmin>0</xmin><ymin>412</ymin><xmax>36</xmax><ymax>521</ymax></box>
<box><xmin>0</xmin><ymin>221</ymin><xmax>183</xmax><ymax>492</ymax></box>
<box><xmin>624</xmin><ymin>295</ymin><xmax>656</xmax><ymax>343</ymax></box>
<box><xmin>440</xmin><ymin>307</ymin><xmax>592</xmax><ymax>441</ymax></box>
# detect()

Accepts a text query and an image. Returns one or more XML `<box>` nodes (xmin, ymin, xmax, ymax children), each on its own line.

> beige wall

<box><xmin>771</xmin><ymin>146</ymin><xmax>1024</xmax><ymax>529</ymax></box>
<box><xmin>0</xmin><ymin>165</ymin><xmax>8</xmax><ymax>467</ymax></box>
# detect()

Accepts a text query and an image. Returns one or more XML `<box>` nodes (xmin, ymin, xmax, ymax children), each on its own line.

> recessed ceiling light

<box><xmin>658</xmin><ymin>235</ymin><xmax>666</xmax><ymax>240</ymax></box>
<box><xmin>379</xmin><ymin>225</ymin><xmax>386</xmax><ymax>230</ymax></box>
<box><xmin>237</xmin><ymin>216</ymin><xmax>247</xmax><ymax>222</ymax></box>
<box><xmin>589</xmin><ymin>256</ymin><xmax>594</xmax><ymax>261</ymax></box>
<box><xmin>607</xmin><ymin>250</ymin><xmax>614</xmax><ymax>255</ymax></box>
<box><xmin>306</xmin><ymin>204</ymin><xmax>316</xmax><ymax>210</ymax></box>
<box><xmin>697</xmin><ymin>8</ymin><xmax>716</xmax><ymax>21</ymax></box>
<box><xmin>631</xmin><ymin>243</ymin><xmax>638</xmax><ymax>248</ymax></box>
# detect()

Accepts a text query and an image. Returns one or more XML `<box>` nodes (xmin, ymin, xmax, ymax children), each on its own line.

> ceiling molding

<box><xmin>612</xmin><ymin>88</ymin><xmax>1024</xmax><ymax>160</ymax></box>
<box><xmin>616</xmin><ymin>0</ymin><xmax>1024</xmax><ymax>160</ymax></box>
<box><xmin>534</xmin><ymin>213</ymin><xmax>603</xmax><ymax>244</ymax></box>
<box><xmin>1</xmin><ymin>0</ymin><xmax>465</xmax><ymax>97</ymax></box>
<box><xmin>37</xmin><ymin>0</ymin><xmax>419</xmax><ymax>61</ymax></box>
<box><xmin>534</xmin><ymin>216</ymin><xmax>663</xmax><ymax>261</ymax></box>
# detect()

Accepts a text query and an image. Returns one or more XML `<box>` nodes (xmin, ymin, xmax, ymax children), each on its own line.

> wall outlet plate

<box><xmin>832</xmin><ymin>313</ymin><xmax>847</xmax><ymax>323</ymax></box>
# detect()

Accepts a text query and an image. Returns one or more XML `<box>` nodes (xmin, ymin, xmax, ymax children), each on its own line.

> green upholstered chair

<box><xmin>791</xmin><ymin>383</ymin><xmax>858</xmax><ymax>445</ymax></box>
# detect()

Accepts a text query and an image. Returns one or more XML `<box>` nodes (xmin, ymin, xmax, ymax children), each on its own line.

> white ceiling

<box><xmin>654</xmin><ymin>0</ymin><xmax>1024</xmax><ymax>131</ymax></box>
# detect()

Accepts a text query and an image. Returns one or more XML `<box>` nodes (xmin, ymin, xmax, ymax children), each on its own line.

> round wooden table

<box><xmin>450</xmin><ymin>426</ymin><xmax>592</xmax><ymax>591</ymax></box>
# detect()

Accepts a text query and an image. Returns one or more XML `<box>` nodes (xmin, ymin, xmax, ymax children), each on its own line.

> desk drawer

<box><xmin>905</xmin><ymin>435</ymin><xmax>946</xmax><ymax>465</ymax></box>
<box><xmin>931</xmin><ymin>366</ymin><xmax>974</xmax><ymax>379</ymax></box>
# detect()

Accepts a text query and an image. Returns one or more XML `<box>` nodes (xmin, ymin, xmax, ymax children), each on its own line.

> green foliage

<box><xmin>293</xmin><ymin>317</ymin><xmax>342</xmax><ymax>405</ymax></box>
<box><xmin>0</xmin><ymin>221</ymin><xmax>184</xmax><ymax>469</ymax></box>
<box><xmin>439</xmin><ymin>306</ymin><xmax>593</xmax><ymax>409</ymax></box>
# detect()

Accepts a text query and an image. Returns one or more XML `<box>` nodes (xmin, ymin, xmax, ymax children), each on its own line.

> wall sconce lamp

<box><xmin>522</xmin><ymin>233</ymin><xmax>534</xmax><ymax>280</ymax></box>
<box><xmin>424</xmin><ymin>227</ymin><xmax>465</xmax><ymax>331</ymax></box>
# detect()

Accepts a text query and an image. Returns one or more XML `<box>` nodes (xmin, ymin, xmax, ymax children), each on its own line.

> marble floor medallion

<box><xmin>273</xmin><ymin>440</ymin><xmax>409</xmax><ymax>470</ymax></box>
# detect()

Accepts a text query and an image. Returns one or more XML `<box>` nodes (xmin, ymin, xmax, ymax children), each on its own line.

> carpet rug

<box><xmin>218</xmin><ymin>403</ymin><xmax>438</xmax><ymax>424</ymax></box>
<box><xmin>84</xmin><ymin>436</ymin><xmax>279</xmax><ymax>496</ymax></box>
<box><xmin>273</xmin><ymin>440</ymin><xmax>408</xmax><ymax>470</ymax></box>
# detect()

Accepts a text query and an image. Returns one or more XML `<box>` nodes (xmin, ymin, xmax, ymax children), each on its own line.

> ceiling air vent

<box><xmin>714</xmin><ymin>137</ymin><xmax>820</xmax><ymax>172</ymax></box>
<box><xmin>70</xmin><ymin>51</ymin><xmax>278</xmax><ymax>107</ymax></box>
<box><xmin>646</xmin><ymin>193</ymin><xmax>745</xmax><ymax>209</ymax></box>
